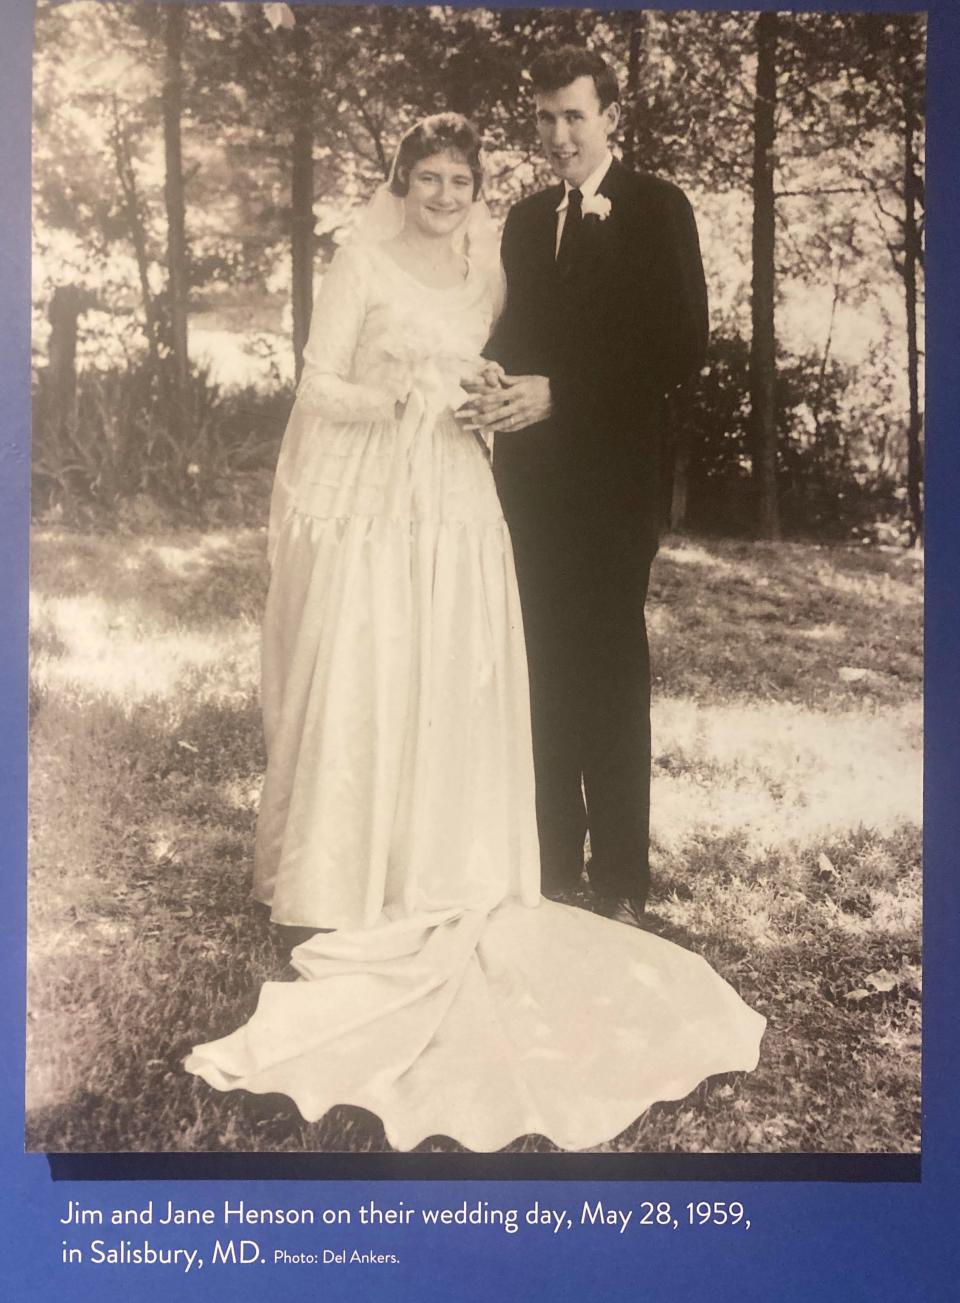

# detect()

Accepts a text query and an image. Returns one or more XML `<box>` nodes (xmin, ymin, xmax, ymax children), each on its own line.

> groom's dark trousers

<box><xmin>489</xmin><ymin>159</ymin><xmax>708</xmax><ymax>900</ymax></box>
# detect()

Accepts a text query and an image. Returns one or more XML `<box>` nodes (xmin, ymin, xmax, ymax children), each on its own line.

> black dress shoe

<box><xmin>542</xmin><ymin>883</ymin><xmax>590</xmax><ymax>908</ymax></box>
<box><xmin>600</xmin><ymin>895</ymin><xmax>649</xmax><ymax>929</ymax></box>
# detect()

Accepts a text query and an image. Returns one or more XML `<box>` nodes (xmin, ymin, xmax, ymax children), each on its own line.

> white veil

<box><xmin>347</xmin><ymin>126</ymin><xmax>502</xmax><ymax>279</ymax></box>
<box><xmin>351</xmin><ymin>182</ymin><xmax>500</xmax><ymax>268</ymax></box>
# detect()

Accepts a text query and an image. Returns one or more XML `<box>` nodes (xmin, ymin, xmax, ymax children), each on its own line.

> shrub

<box><xmin>32</xmin><ymin>363</ymin><xmax>291</xmax><ymax>530</ymax></box>
<box><xmin>667</xmin><ymin>334</ymin><xmax>914</xmax><ymax>542</ymax></box>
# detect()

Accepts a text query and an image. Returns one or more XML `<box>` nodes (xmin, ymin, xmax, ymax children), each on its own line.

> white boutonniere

<box><xmin>581</xmin><ymin>194</ymin><xmax>612</xmax><ymax>221</ymax></box>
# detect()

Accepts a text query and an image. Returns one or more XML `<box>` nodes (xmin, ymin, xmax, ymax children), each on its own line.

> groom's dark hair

<box><xmin>530</xmin><ymin>46</ymin><xmax>620</xmax><ymax>109</ymax></box>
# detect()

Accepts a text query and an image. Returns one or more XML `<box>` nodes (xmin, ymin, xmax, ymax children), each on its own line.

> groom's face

<box><xmin>535</xmin><ymin>75</ymin><xmax>620</xmax><ymax>188</ymax></box>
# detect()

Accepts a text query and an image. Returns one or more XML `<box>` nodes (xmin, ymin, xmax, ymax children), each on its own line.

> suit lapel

<box><xmin>552</xmin><ymin>159</ymin><xmax>627</xmax><ymax>291</ymax></box>
<box><xmin>597</xmin><ymin>156</ymin><xmax>627</xmax><ymax>202</ymax></box>
<box><xmin>583</xmin><ymin>158</ymin><xmax>627</xmax><ymax>263</ymax></box>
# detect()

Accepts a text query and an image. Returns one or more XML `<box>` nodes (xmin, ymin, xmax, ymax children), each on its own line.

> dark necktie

<box><xmin>556</xmin><ymin>187</ymin><xmax>583</xmax><ymax>273</ymax></box>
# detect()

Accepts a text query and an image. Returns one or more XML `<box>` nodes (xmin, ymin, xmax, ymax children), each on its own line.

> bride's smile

<box><xmin>381</xmin><ymin>150</ymin><xmax>478</xmax><ymax>289</ymax></box>
<box><xmin>401</xmin><ymin>152</ymin><xmax>476</xmax><ymax>240</ymax></box>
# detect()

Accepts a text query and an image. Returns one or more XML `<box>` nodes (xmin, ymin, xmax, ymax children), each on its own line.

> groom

<box><xmin>473</xmin><ymin>46</ymin><xmax>708</xmax><ymax>924</ymax></box>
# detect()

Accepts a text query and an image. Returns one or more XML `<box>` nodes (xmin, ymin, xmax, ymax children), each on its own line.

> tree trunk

<box><xmin>162</xmin><ymin>4</ymin><xmax>191</xmax><ymax>443</ymax></box>
<box><xmin>901</xmin><ymin>50</ymin><xmax>924</xmax><ymax>541</ymax></box>
<box><xmin>291</xmin><ymin>13</ymin><xmax>316</xmax><ymax>382</ymax></box>
<box><xmin>810</xmin><ymin>256</ymin><xmax>843</xmax><ymax>468</ymax></box>
<box><xmin>46</xmin><ymin>286</ymin><xmax>84</xmax><ymax>437</ymax></box>
<box><xmin>669</xmin><ymin>421</ymin><xmax>690</xmax><ymax>533</ymax></box>
<box><xmin>621</xmin><ymin>14</ymin><xmax>646</xmax><ymax>171</ymax></box>
<box><xmin>110</xmin><ymin>102</ymin><xmax>163</xmax><ymax>373</ymax></box>
<box><xmin>749</xmin><ymin>11</ymin><xmax>780</xmax><ymax>539</ymax></box>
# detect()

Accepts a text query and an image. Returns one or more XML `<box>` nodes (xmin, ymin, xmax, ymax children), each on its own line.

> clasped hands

<box><xmin>458</xmin><ymin>361</ymin><xmax>552</xmax><ymax>435</ymax></box>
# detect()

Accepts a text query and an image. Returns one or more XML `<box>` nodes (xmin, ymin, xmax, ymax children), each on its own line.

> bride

<box><xmin>185</xmin><ymin>114</ymin><xmax>764</xmax><ymax>1152</ymax></box>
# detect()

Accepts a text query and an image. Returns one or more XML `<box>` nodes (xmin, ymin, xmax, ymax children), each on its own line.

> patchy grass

<box><xmin>649</xmin><ymin>537</ymin><xmax>922</xmax><ymax>706</ymax></box>
<box><xmin>26</xmin><ymin>531</ymin><xmax>921</xmax><ymax>1153</ymax></box>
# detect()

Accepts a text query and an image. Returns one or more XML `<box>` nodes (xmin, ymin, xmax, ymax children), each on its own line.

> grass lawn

<box><xmin>26</xmin><ymin>528</ymin><xmax>922</xmax><ymax>1153</ymax></box>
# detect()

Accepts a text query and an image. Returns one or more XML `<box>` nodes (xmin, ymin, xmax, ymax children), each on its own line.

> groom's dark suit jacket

<box><xmin>489</xmin><ymin>157</ymin><xmax>708</xmax><ymax>546</ymax></box>
<box><xmin>488</xmin><ymin>157</ymin><xmax>708</xmax><ymax>898</ymax></box>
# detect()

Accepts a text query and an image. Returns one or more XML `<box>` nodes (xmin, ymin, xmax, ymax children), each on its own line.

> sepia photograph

<box><xmin>27</xmin><ymin>0</ymin><xmax>923</xmax><ymax>1156</ymax></box>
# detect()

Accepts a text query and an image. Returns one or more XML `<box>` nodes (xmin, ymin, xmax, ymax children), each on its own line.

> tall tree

<box><xmin>109</xmin><ymin>97</ymin><xmax>163</xmax><ymax>373</ymax></box>
<box><xmin>784</xmin><ymin>12</ymin><xmax>926</xmax><ymax>538</ymax></box>
<box><xmin>893</xmin><ymin>18</ymin><xmax>924</xmax><ymax>539</ymax></box>
<box><xmin>619</xmin><ymin>12</ymin><xmax>648</xmax><ymax>172</ymax></box>
<box><xmin>290</xmin><ymin>11</ymin><xmax>316</xmax><ymax>381</ymax></box>
<box><xmin>749</xmin><ymin>12</ymin><xmax>780</xmax><ymax>539</ymax></box>
<box><xmin>162</xmin><ymin>3</ymin><xmax>191</xmax><ymax>440</ymax></box>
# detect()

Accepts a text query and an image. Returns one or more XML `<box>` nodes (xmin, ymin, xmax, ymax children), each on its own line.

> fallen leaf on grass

<box><xmin>865</xmin><ymin>969</ymin><xmax>899</xmax><ymax>993</ymax></box>
<box><xmin>845</xmin><ymin>988</ymin><xmax>873</xmax><ymax>1003</ymax></box>
<box><xmin>838</xmin><ymin>666</ymin><xmax>879</xmax><ymax>684</ymax></box>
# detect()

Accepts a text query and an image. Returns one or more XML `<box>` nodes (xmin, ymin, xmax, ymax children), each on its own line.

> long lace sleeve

<box><xmin>295</xmin><ymin>246</ymin><xmax>400</xmax><ymax>423</ymax></box>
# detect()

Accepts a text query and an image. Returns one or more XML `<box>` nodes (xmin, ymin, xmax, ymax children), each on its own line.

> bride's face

<box><xmin>402</xmin><ymin>151</ymin><xmax>475</xmax><ymax>240</ymax></box>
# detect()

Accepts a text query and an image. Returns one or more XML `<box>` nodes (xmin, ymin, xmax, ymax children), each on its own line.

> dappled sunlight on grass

<box><xmin>868</xmin><ymin>887</ymin><xmax>921</xmax><ymax>936</ymax></box>
<box><xmin>650</xmin><ymin>698</ymin><xmax>920</xmax><ymax>854</ymax></box>
<box><xmin>658</xmin><ymin>540</ymin><xmax>742</xmax><ymax>575</ymax></box>
<box><xmin>30</xmin><ymin>528</ymin><xmax>270</xmax><ymax>624</ymax></box>
<box><xmin>808</xmin><ymin>558</ymin><xmax>920</xmax><ymax>609</ymax></box>
<box><xmin>795</xmin><ymin>622</ymin><xmax>846</xmax><ymax>643</ymax></box>
<box><xmin>26</xmin><ymin>527</ymin><xmax>921</xmax><ymax>1153</ymax></box>
<box><xmin>645</xmin><ymin>605</ymin><xmax>675</xmax><ymax>638</ymax></box>
<box><xmin>145</xmin><ymin>532</ymin><xmax>247</xmax><ymax>576</ymax></box>
<box><xmin>31</xmin><ymin>591</ymin><xmax>260</xmax><ymax>706</ymax></box>
<box><xmin>219</xmin><ymin>775</ymin><xmax>264</xmax><ymax>814</ymax></box>
<box><xmin>816</xmin><ymin>881</ymin><xmax>921</xmax><ymax>940</ymax></box>
<box><xmin>651</xmin><ymin>535</ymin><xmax>921</xmax><ymax>707</ymax></box>
<box><xmin>732</xmin><ymin>903</ymin><xmax>778</xmax><ymax>950</ymax></box>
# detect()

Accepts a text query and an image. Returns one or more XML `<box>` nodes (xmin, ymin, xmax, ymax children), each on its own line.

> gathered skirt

<box><xmin>186</xmin><ymin>404</ymin><xmax>765</xmax><ymax>1150</ymax></box>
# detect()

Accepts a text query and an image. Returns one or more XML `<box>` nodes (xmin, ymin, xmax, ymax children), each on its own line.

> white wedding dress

<box><xmin>185</xmin><ymin>240</ymin><xmax>765</xmax><ymax>1151</ymax></box>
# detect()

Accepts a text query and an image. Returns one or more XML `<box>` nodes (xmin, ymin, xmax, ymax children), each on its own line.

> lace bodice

<box><xmin>294</xmin><ymin>243</ymin><xmax>502</xmax><ymax>423</ymax></box>
<box><xmin>267</xmin><ymin>241</ymin><xmax>505</xmax><ymax>558</ymax></box>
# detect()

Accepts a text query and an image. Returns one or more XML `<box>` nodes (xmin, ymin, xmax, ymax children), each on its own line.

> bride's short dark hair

<box><xmin>389</xmin><ymin>113</ymin><xmax>484</xmax><ymax>200</ymax></box>
<box><xmin>530</xmin><ymin>46</ymin><xmax>620</xmax><ymax>110</ymax></box>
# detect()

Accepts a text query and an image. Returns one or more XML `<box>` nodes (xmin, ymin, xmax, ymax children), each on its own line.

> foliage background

<box><xmin>32</xmin><ymin>1</ymin><xmax>925</xmax><ymax>542</ymax></box>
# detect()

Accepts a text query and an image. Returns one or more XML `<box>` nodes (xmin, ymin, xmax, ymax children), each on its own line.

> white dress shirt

<box><xmin>555</xmin><ymin>150</ymin><xmax>614</xmax><ymax>257</ymax></box>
